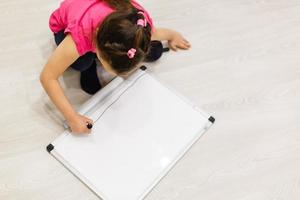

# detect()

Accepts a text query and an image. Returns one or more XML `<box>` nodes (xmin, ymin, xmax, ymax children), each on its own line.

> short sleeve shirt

<box><xmin>49</xmin><ymin>0</ymin><xmax>155</xmax><ymax>55</ymax></box>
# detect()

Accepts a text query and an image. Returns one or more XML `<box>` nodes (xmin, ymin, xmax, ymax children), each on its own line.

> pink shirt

<box><xmin>49</xmin><ymin>0</ymin><xmax>155</xmax><ymax>56</ymax></box>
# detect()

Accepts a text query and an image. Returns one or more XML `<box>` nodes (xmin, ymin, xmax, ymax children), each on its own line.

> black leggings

<box><xmin>53</xmin><ymin>30</ymin><xmax>97</xmax><ymax>72</ymax></box>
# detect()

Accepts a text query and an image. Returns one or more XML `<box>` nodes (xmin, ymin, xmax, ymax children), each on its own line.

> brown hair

<box><xmin>94</xmin><ymin>0</ymin><xmax>152</xmax><ymax>76</ymax></box>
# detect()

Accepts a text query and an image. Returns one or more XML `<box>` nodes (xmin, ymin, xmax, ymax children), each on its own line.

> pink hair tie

<box><xmin>137</xmin><ymin>11</ymin><xmax>147</xmax><ymax>27</ymax></box>
<box><xmin>137</xmin><ymin>19</ymin><xmax>147</xmax><ymax>27</ymax></box>
<box><xmin>127</xmin><ymin>48</ymin><xmax>136</xmax><ymax>59</ymax></box>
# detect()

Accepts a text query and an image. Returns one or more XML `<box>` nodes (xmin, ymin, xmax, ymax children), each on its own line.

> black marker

<box><xmin>87</xmin><ymin>123</ymin><xmax>93</xmax><ymax>129</ymax></box>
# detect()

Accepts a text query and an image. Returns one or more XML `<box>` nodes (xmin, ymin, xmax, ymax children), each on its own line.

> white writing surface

<box><xmin>51</xmin><ymin>70</ymin><xmax>212</xmax><ymax>200</ymax></box>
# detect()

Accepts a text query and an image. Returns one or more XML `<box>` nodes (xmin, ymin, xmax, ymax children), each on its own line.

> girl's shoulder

<box><xmin>50</xmin><ymin>0</ymin><xmax>115</xmax><ymax>55</ymax></box>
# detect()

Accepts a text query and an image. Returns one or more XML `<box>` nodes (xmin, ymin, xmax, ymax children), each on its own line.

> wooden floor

<box><xmin>1</xmin><ymin>0</ymin><xmax>300</xmax><ymax>199</ymax></box>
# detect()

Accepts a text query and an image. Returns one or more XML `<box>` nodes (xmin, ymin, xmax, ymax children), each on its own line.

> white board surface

<box><xmin>47</xmin><ymin>67</ymin><xmax>215</xmax><ymax>200</ymax></box>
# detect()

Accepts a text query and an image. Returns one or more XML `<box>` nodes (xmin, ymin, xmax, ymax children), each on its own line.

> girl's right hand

<box><xmin>68</xmin><ymin>114</ymin><xmax>94</xmax><ymax>134</ymax></box>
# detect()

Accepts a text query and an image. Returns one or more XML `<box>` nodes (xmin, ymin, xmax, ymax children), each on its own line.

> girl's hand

<box><xmin>68</xmin><ymin>113</ymin><xmax>94</xmax><ymax>134</ymax></box>
<box><xmin>168</xmin><ymin>31</ymin><xmax>191</xmax><ymax>51</ymax></box>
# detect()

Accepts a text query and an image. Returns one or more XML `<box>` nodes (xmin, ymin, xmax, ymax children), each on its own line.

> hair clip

<box><xmin>137</xmin><ymin>11</ymin><xmax>147</xmax><ymax>27</ymax></box>
<box><xmin>137</xmin><ymin>11</ymin><xmax>145</xmax><ymax>16</ymax></box>
<box><xmin>127</xmin><ymin>48</ymin><xmax>136</xmax><ymax>59</ymax></box>
<box><xmin>137</xmin><ymin>19</ymin><xmax>147</xmax><ymax>27</ymax></box>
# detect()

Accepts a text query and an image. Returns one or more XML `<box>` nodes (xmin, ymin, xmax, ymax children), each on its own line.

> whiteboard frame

<box><xmin>46</xmin><ymin>65</ymin><xmax>215</xmax><ymax>200</ymax></box>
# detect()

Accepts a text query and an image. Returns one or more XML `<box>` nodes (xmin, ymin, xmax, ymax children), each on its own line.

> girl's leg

<box><xmin>79</xmin><ymin>60</ymin><xmax>102</xmax><ymax>95</ymax></box>
<box><xmin>53</xmin><ymin>30</ymin><xmax>102</xmax><ymax>94</ymax></box>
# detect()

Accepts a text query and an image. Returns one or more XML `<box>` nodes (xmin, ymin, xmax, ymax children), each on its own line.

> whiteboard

<box><xmin>47</xmin><ymin>66</ymin><xmax>215</xmax><ymax>200</ymax></box>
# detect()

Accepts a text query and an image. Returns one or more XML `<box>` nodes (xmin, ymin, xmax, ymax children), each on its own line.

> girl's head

<box><xmin>94</xmin><ymin>1</ymin><xmax>152</xmax><ymax>78</ymax></box>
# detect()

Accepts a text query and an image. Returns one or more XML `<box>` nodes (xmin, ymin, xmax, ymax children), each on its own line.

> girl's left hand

<box><xmin>168</xmin><ymin>31</ymin><xmax>191</xmax><ymax>51</ymax></box>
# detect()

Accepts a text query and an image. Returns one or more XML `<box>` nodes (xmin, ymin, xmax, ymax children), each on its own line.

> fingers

<box><xmin>178</xmin><ymin>38</ymin><xmax>191</xmax><ymax>50</ymax></box>
<box><xmin>80</xmin><ymin>115</ymin><xmax>94</xmax><ymax>134</ymax></box>
<box><xmin>83</xmin><ymin>115</ymin><xmax>94</xmax><ymax>125</ymax></box>
<box><xmin>86</xmin><ymin>127</ymin><xmax>92</xmax><ymax>134</ymax></box>
<box><xmin>86</xmin><ymin>119</ymin><xmax>94</xmax><ymax>126</ymax></box>
<box><xmin>84</xmin><ymin>118</ymin><xmax>93</xmax><ymax>134</ymax></box>
<box><xmin>173</xmin><ymin>42</ymin><xmax>190</xmax><ymax>50</ymax></box>
<box><xmin>184</xmin><ymin>39</ymin><xmax>191</xmax><ymax>48</ymax></box>
<box><xmin>72</xmin><ymin>126</ymin><xmax>91</xmax><ymax>135</ymax></box>
<box><xmin>169</xmin><ymin>42</ymin><xmax>178</xmax><ymax>51</ymax></box>
<box><xmin>77</xmin><ymin>126</ymin><xmax>92</xmax><ymax>134</ymax></box>
<box><xmin>169</xmin><ymin>39</ymin><xmax>191</xmax><ymax>51</ymax></box>
<box><xmin>178</xmin><ymin>42</ymin><xmax>190</xmax><ymax>50</ymax></box>
<box><xmin>68</xmin><ymin>114</ymin><xmax>95</xmax><ymax>135</ymax></box>
<box><xmin>183</xmin><ymin>38</ymin><xmax>191</xmax><ymax>46</ymax></box>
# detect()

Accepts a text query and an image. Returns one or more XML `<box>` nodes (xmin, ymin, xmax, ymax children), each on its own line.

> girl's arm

<box><xmin>151</xmin><ymin>27</ymin><xmax>191</xmax><ymax>51</ymax></box>
<box><xmin>40</xmin><ymin>34</ymin><xmax>93</xmax><ymax>134</ymax></box>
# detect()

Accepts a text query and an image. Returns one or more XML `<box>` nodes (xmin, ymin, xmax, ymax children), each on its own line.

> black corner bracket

<box><xmin>140</xmin><ymin>65</ymin><xmax>147</xmax><ymax>71</ymax></box>
<box><xmin>46</xmin><ymin>143</ymin><xmax>54</xmax><ymax>153</ymax></box>
<box><xmin>208</xmin><ymin>116</ymin><xmax>215</xmax><ymax>123</ymax></box>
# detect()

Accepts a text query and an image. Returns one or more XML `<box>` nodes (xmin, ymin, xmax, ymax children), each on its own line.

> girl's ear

<box><xmin>96</xmin><ymin>49</ymin><xmax>102</xmax><ymax>60</ymax></box>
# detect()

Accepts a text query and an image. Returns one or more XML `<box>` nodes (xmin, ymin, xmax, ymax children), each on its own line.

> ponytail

<box><xmin>103</xmin><ymin>0</ymin><xmax>134</xmax><ymax>10</ymax></box>
<box><xmin>134</xmin><ymin>11</ymin><xmax>147</xmax><ymax>48</ymax></box>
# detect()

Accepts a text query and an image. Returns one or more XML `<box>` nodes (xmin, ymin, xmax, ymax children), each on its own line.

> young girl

<box><xmin>40</xmin><ymin>0</ymin><xmax>191</xmax><ymax>134</ymax></box>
